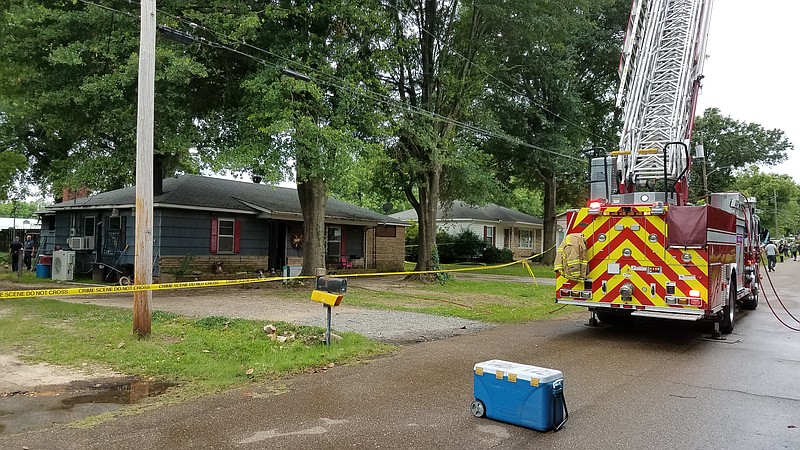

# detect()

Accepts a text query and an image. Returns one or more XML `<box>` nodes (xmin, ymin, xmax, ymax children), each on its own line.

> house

<box><xmin>391</xmin><ymin>201</ymin><xmax>544</xmax><ymax>259</ymax></box>
<box><xmin>0</xmin><ymin>217</ymin><xmax>41</xmax><ymax>254</ymax></box>
<box><xmin>36</xmin><ymin>175</ymin><xmax>407</xmax><ymax>279</ymax></box>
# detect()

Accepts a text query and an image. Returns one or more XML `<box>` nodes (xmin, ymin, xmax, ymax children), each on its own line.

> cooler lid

<box><xmin>474</xmin><ymin>359</ymin><xmax>562</xmax><ymax>383</ymax></box>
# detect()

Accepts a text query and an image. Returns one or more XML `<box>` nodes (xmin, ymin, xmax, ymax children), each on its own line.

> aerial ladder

<box><xmin>606</xmin><ymin>0</ymin><xmax>713</xmax><ymax>205</ymax></box>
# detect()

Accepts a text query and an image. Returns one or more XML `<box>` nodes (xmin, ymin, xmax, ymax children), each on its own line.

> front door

<box><xmin>267</xmin><ymin>221</ymin><xmax>287</xmax><ymax>272</ymax></box>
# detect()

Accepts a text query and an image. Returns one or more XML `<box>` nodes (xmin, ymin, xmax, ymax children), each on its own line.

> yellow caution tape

<box><xmin>1</xmin><ymin>245</ymin><xmax>556</xmax><ymax>300</ymax></box>
<box><xmin>0</xmin><ymin>275</ymin><xmax>302</xmax><ymax>299</ymax></box>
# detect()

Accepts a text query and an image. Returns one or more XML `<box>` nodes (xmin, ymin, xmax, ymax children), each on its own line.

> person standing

<box><xmin>792</xmin><ymin>241</ymin><xmax>798</xmax><ymax>261</ymax></box>
<box><xmin>764</xmin><ymin>241</ymin><xmax>778</xmax><ymax>272</ymax></box>
<box><xmin>23</xmin><ymin>234</ymin><xmax>35</xmax><ymax>271</ymax></box>
<box><xmin>10</xmin><ymin>236</ymin><xmax>23</xmax><ymax>273</ymax></box>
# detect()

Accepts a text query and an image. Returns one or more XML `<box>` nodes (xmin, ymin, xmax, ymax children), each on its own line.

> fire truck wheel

<box><xmin>471</xmin><ymin>400</ymin><xmax>486</xmax><ymax>418</ymax></box>
<box><xmin>741</xmin><ymin>287</ymin><xmax>759</xmax><ymax>311</ymax></box>
<box><xmin>720</xmin><ymin>282</ymin><xmax>736</xmax><ymax>334</ymax></box>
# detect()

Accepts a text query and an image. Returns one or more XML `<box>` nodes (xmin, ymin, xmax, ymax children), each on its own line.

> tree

<box><xmin>197</xmin><ymin>0</ymin><xmax>391</xmax><ymax>276</ymax></box>
<box><xmin>731</xmin><ymin>167</ymin><xmax>800</xmax><ymax>237</ymax></box>
<box><xmin>480</xmin><ymin>0</ymin><xmax>628</xmax><ymax>264</ymax></box>
<box><xmin>0</xmin><ymin>1</ymin><xmax>216</xmax><ymax>195</ymax></box>
<box><xmin>692</xmin><ymin>108</ymin><xmax>793</xmax><ymax>201</ymax></box>
<box><xmin>382</xmin><ymin>0</ymin><xmax>495</xmax><ymax>275</ymax></box>
<box><xmin>1</xmin><ymin>1</ymin><xmax>389</xmax><ymax>276</ymax></box>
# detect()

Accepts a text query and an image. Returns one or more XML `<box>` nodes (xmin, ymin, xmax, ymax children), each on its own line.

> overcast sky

<box><xmin>696</xmin><ymin>0</ymin><xmax>799</xmax><ymax>182</ymax></box>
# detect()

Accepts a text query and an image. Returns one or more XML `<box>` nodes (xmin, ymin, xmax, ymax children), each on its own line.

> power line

<box><xmin>76</xmin><ymin>0</ymin><xmax>584</xmax><ymax>162</ymax></box>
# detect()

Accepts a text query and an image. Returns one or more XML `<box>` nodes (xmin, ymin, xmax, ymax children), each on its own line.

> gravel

<box><xmin>32</xmin><ymin>281</ymin><xmax>496</xmax><ymax>344</ymax></box>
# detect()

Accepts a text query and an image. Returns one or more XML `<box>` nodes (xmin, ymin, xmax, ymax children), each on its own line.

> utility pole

<box><xmin>133</xmin><ymin>0</ymin><xmax>156</xmax><ymax>337</ymax></box>
<box><xmin>773</xmin><ymin>188</ymin><xmax>779</xmax><ymax>239</ymax></box>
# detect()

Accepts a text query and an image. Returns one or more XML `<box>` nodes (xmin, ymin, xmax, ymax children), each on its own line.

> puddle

<box><xmin>0</xmin><ymin>377</ymin><xmax>175</xmax><ymax>435</ymax></box>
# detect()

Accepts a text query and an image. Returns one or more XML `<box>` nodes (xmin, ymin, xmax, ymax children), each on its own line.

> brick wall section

<box><xmin>159</xmin><ymin>255</ymin><xmax>268</xmax><ymax>275</ymax></box>
<box><xmin>365</xmin><ymin>226</ymin><xmax>405</xmax><ymax>271</ymax></box>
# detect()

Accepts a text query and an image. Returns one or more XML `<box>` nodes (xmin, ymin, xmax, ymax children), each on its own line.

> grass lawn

<box><xmin>0</xmin><ymin>298</ymin><xmax>394</xmax><ymax>397</ymax></box>
<box><xmin>403</xmin><ymin>260</ymin><xmax>555</xmax><ymax>279</ymax></box>
<box><xmin>342</xmin><ymin>280</ymin><xmax>568</xmax><ymax>323</ymax></box>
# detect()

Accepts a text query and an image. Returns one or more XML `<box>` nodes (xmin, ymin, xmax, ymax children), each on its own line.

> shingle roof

<box><xmin>46</xmin><ymin>175</ymin><xmax>405</xmax><ymax>225</ymax></box>
<box><xmin>391</xmin><ymin>201</ymin><xmax>542</xmax><ymax>225</ymax></box>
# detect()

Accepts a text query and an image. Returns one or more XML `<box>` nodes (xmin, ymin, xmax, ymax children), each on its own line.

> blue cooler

<box><xmin>472</xmin><ymin>360</ymin><xmax>568</xmax><ymax>432</ymax></box>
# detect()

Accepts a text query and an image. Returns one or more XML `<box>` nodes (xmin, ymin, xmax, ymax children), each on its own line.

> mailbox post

<box><xmin>311</xmin><ymin>275</ymin><xmax>347</xmax><ymax>346</ymax></box>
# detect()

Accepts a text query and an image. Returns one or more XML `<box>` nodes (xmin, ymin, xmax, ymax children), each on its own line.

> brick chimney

<box><xmin>62</xmin><ymin>187</ymin><xmax>90</xmax><ymax>201</ymax></box>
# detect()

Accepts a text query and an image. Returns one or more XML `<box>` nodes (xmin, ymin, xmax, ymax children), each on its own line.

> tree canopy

<box><xmin>691</xmin><ymin>107</ymin><xmax>793</xmax><ymax>201</ymax></box>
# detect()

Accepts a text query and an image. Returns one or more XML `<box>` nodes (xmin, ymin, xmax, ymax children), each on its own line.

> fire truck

<box><xmin>555</xmin><ymin>0</ymin><xmax>761</xmax><ymax>334</ymax></box>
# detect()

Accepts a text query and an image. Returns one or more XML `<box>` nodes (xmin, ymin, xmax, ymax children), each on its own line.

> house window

<box><xmin>218</xmin><ymin>219</ymin><xmax>235</xmax><ymax>253</ymax></box>
<box><xmin>211</xmin><ymin>218</ymin><xmax>240</xmax><ymax>254</ymax></box>
<box><xmin>520</xmin><ymin>230</ymin><xmax>533</xmax><ymax>249</ymax></box>
<box><xmin>84</xmin><ymin>216</ymin><xmax>96</xmax><ymax>237</ymax></box>
<box><xmin>483</xmin><ymin>226</ymin><xmax>496</xmax><ymax>247</ymax></box>
<box><xmin>327</xmin><ymin>226</ymin><xmax>342</xmax><ymax>257</ymax></box>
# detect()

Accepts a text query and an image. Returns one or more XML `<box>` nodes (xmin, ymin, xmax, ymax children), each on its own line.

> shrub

<box><xmin>436</xmin><ymin>230</ymin><xmax>456</xmax><ymax>263</ymax></box>
<box><xmin>452</xmin><ymin>228</ymin><xmax>486</xmax><ymax>261</ymax></box>
<box><xmin>482</xmin><ymin>246</ymin><xmax>514</xmax><ymax>264</ymax></box>
<box><xmin>405</xmin><ymin>223</ymin><xmax>418</xmax><ymax>261</ymax></box>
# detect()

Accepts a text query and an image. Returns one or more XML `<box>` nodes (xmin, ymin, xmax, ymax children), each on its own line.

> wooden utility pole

<box><xmin>133</xmin><ymin>0</ymin><xmax>156</xmax><ymax>337</ymax></box>
<box><xmin>774</xmin><ymin>188</ymin><xmax>779</xmax><ymax>239</ymax></box>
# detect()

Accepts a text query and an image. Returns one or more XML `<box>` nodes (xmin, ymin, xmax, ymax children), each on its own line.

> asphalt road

<box><xmin>2</xmin><ymin>265</ymin><xmax>799</xmax><ymax>449</ymax></box>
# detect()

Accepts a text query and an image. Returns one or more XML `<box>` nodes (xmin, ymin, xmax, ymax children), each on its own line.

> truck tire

<box><xmin>720</xmin><ymin>282</ymin><xmax>736</xmax><ymax>334</ymax></box>
<box><xmin>741</xmin><ymin>284</ymin><xmax>759</xmax><ymax>310</ymax></box>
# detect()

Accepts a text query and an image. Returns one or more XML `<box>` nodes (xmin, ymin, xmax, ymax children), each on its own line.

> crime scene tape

<box><xmin>1</xmin><ymin>245</ymin><xmax>555</xmax><ymax>300</ymax></box>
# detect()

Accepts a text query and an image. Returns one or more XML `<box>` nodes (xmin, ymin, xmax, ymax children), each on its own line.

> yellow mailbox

<box><xmin>311</xmin><ymin>289</ymin><xmax>344</xmax><ymax>307</ymax></box>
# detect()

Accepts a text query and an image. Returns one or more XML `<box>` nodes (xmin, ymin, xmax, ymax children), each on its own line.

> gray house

<box><xmin>392</xmin><ymin>201</ymin><xmax>544</xmax><ymax>259</ymax></box>
<box><xmin>37</xmin><ymin>175</ymin><xmax>406</xmax><ymax>280</ymax></box>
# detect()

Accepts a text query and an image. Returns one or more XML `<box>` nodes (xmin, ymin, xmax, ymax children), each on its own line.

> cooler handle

<box><xmin>553</xmin><ymin>388</ymin><xmax>568</xmax><ymax>432</ymax></box>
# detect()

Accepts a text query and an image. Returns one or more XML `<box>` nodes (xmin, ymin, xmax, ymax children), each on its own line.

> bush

<box><xmin>452</xmin><ymin>228</ymin><xmax>486</xmax><ymax>261</ymax></box>
<box><xmin>406</xmin><ymin>224</ymin><xmax>487</xmax><ymax>264</ymax></box>
<box><xmin>436</xmin><ymin>230</ymin><xmax>456</xmax><ymax>263</ymax></box>
<box><xmin>405</xmin><ymin>223</ymin><xmax>418</xmax><ymax>261</ymax></box>
<box><xmin>482</xmin><ymin>246</ymin><xmax>514</xmax><ymax>264</ymax></box>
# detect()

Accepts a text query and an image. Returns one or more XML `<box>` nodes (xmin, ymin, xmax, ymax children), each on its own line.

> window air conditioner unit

<box><xmin>68</xmin><ymin>237</ymin><xmax>84</xmax><ymax>250</ymax></box>
<box><xmin>83</xmin><ymin>236</ymin><xmax>95</xmax><ymax>250</ymax></box>
<box><xmin>52</xmin><ymin>250</ymin><xmax>75</xmax><ymax>281</ymax></box>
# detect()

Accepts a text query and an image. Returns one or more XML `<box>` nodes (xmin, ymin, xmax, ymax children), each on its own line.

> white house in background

<box><xmin>556</xmin><ymin>211</ymin><xmax>568</xmax><ymax>246</ymax></box>
<box><xmin>391</xmin><ymin>201</ymin><xmax>544</xmax><ymax>259</ymax></box>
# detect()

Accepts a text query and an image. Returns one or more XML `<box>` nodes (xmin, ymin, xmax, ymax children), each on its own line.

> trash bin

<box><xmin>92</xmin><ymin>264</ymin><xmax>106</xmax><ymax>282</ymax></box>
<box><xmin>472</xmin><ymin>360</ymin><xmax>568</xmax><ymax>432</ymax></box>
<box><xmin>36</xmin><ymin>263</ymin><xmax>52</xmax><ymax>279</ymax></box>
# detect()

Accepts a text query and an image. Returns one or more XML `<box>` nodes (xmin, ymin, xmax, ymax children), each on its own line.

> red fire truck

<box><xmin>555</xmin><ymin>0</ymin><xmax>761</xmax><ymax>334</ymax></box>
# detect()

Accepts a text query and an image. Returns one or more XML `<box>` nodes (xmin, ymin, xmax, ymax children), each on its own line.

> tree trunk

<box><xmin>414</xmin><ymin>165</ymin><xmax>441</xmax><ymax>272</ymax></box>
<box><xmin>297</xmin><ymin>177</ymin><xmax>327</xmax><ymax>276</ymax></box>
<box><xmin>541</xmin><ymin>170</ymin><xmax>558</xmax><ymax>266</ymax></box>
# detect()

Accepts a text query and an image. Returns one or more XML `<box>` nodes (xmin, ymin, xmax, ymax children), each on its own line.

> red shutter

<box><xmin>233</xmin><ymin>220</ymin><xmax>241</xmax><ymax>254</ymax></box>
<box><xmin>483</xmin><ymin>226</ymin><xmax>487</xmax><ymax>240</ymax></box>
<box><xmin>210</xmin><ymin>217</ymin><xmax>218</xmax><ymax>253</ymax></box>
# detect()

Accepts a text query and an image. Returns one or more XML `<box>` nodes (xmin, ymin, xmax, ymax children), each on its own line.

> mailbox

<box><xmin>311</xmin><ymin>276</ymin><xmax>347</xmax><ymax>345</ymax></box>
<box><xmin>315</xmin><ymin>276</ymin><xmax>347</xmax><ymax>294</ymax></box>
<box><xmin>311</xmin><ymin>289</ymin><xmax>344</xmax><ymax>307</ymax></box>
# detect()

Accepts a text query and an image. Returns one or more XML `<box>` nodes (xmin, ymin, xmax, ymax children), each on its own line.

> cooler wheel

<box><xmin>470</xmin><ymin>400</ymin><xmax>485</xmax><ymax>418</ymax></box>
